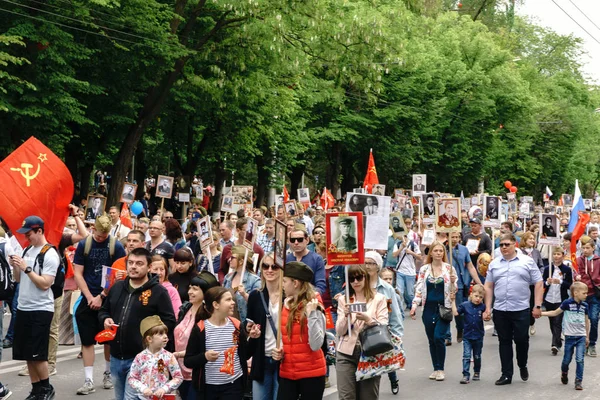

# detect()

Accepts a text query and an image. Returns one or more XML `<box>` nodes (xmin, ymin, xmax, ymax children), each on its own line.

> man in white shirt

<box><xmin>108</xmin><ymin>206</ymin><xmax>130</xmax><ymax>242</ymax></box>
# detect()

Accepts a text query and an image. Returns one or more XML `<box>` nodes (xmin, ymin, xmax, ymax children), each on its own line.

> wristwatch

<box><xmin>535</xmin><ymin>305</ymin><xmax>542</xmax><ymax>309</ymax></box>
<box><xmin>24</xmin><ymin>267</ymin><xmax>32</xmax><ymax>274</ymax></box>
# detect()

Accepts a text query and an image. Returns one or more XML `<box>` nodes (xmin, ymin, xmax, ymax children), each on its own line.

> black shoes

<box><xmin>520</xmin><ymin>367</ymin><xmax>529</xmax><ymax>381</ymax></box>
<box><xmin>575</xmin><ymin>379</ymin><xmax>583</xmax><ymax>390</ymax></box>
<box><xmin>561</xmin><ymin>372</ymin><xmax>568</xmax><ymax>385</ymax></box>
<box><xmin>37</xmin><ymin>385</ymin><xmax>55</xmax><ymax>400</ymax></box>
<box><xmin>2</xmin><ymin>339</ymin><xmax>12</xmax><ymax>349</ymax></box>
<box><xmin>495</xmin><ymin>376</ymin><xmax>512</xmax><ymax>385</ymax></box>
<box><xmin>391</xmin><ymin>379</ymin><xmax>399</xmax><ymax>395</ymax></box>
<box><xmin>457</xmin><ymin>330</ymin><xmax>463</xmax><ymax>343</ymax></box>
<box><xmin>445</xmin><ymin>339</ymin><xmax>452</xmax><ymax>346</ymax></box>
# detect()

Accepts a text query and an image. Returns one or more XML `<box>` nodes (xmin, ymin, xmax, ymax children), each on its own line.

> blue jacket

<box><xmin>328</xmin><ymin>265</ymin><xmax>346</xmax><ymax>310</ymax></box>
<box><xmin>449</xmin><ymin>244</ymin><xmax>473</xmax><ymax>289</ymax></box>
<box><xmin>376</xmin><ymin>278</ymin><xmax>404</xmax><ymax>337</ymax></box>
<box><xmin>223</xmin><ymin>271</ymin><xmax>261</xmax><ymax>323</ymax></box>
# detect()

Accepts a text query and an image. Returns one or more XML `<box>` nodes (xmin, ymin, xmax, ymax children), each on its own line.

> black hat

<box><xmin>284</xmin><ymin>261</ymin><xmax>313</xmax><ymax>283</ymax></box>
<box><xmin>469</xmin><ymin>218</ymin><xmax>481</xmax><ymax>224</ymax></box>
<box><xmin>190</xmin><ymin>271</ymin><xmax>219</xmax><ymax>293</ymax></box>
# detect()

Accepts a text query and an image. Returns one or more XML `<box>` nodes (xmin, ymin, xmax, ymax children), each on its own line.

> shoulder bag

<box><xmin>359</xmin><ymin>323</ymin><xmax>393</xmax><ymax>357</ymax></box>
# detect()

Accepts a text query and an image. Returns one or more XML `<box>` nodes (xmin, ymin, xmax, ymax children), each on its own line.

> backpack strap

<box><xmin>228</xmin><ymin>316</ymin><xmax>241</xmax><ymax>330</ymax></box>
<box><xmin>196</xmin><ymin>320</ymin><xmax>205</xmax><ymax>332</ymax></box>
<box><xmin>83</xmin><ymin>236</ymin><xmax>93</xmax><ymax>258</ymax></box>
<box><xmin>35</xmin><ymin>244</ymin><xmax>53</xmax><ymax>274</ymax></box>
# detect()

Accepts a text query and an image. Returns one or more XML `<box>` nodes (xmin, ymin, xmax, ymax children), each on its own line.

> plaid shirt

<box><xmin>257</xmin><ymin>233</ymin><xmax>274</xmax><ymax>253</ymax></box>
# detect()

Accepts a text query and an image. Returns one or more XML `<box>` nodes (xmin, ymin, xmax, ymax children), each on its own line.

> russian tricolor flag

<box><xmin>568</xmin><ymin>180</ymin><xmax>585</xmax><ymax>233</ymax></box>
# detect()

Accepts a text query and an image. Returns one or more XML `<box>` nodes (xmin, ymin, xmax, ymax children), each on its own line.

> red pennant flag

<box><xmin>0</xmin><ymin>137</ymin><xmax>74</xmax><ymax>247</ymax></box>
<box><xmin>570</xmin><ymin>211</ymin><xmax>590</xmax><ymax>273</ymax></box>
<box><xmin>320</xmin><ymin>187</ymin><xmax>335</xmax><ymax>211</ymax></box>
<box><xmin>363</xmin><ymin>149</ymin><xmax>379</xmax><ymax>194</ymax></box>
<box><xmin>283</xmin><ymin>185</ymin><xmax>290</xmax><ymax>203</ymax></box>
<box><xmin>120</xmin><ymin>203</ymin><xmax>133</xmax><ymax>229</ymax></box>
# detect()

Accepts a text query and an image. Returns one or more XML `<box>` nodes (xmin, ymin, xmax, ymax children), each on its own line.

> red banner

<box><xmin>363</xmin><ymin>150</ymin><xmax>379</xmax><ymax>194</ymax></box>
<box><xmin>0</xmin><ymin>137</ymin><xmax>73</xmax><ymax>247</ymax></box>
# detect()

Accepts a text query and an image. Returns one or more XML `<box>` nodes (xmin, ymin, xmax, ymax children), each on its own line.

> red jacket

<box><xmin>279</xmin><ymin>305</ymin><xmax>326</xmax><ymax>380</ymax></box>
<box><xmin>576</xmin><ymin>255</ymin><xmax>600</xmax><ymax>292</ymax></box>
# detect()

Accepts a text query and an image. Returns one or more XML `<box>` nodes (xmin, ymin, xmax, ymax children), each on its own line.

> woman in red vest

<box><xmin>272</xmin><ymin>261</ymin><xmax>327</xmax><ymax>399</ymax></box>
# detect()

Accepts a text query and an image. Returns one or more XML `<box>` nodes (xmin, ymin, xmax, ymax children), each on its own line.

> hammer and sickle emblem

<box><xmin>10</xmin><ymin>153</ymin><xmax>45</xmax><ymax>187</ymax></box>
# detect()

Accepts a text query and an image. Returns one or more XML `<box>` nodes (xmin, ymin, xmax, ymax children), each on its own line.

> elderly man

<box><xmin>484</xmin><ymin>233</ymin><xmax>543</xmax><ymax>386</ymax></box>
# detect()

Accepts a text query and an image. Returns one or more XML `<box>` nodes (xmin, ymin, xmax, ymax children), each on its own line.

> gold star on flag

<box><xmin>38</xmin><ymin>153</ymin><xmax>47</xmax><ymax>163</ymax></box>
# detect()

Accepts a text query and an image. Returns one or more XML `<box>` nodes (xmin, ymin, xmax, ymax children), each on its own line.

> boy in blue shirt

<box><xmin>451</xmin><ymin>284</ymin><xmax>486</xmax><ymax>384</ymax></box>
<box><xmin>541</xmin><ymin>281</ymin><xmax>590</xmax><ymax>390</ymax></box>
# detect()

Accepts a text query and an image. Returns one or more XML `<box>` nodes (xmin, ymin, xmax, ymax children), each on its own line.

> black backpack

<box><xmin>23</xmin><ymin>244</ymin><xmax>65</xmax><ymax>299</ymax></box>
<box><xmin>0</xmin><ymin>242</ymin><xmax>15</xmax><ymax>301</ymax></box>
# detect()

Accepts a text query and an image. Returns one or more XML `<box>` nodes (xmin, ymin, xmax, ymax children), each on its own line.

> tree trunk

<box><xmin>290</xmin><ymin>165</ymin><xmax>304</xmax><ymax>198</ymax></box>
<box><xmin>211</xmin><ymin>160</ymin><xmax>226</xmax><ymax>215</ymax></box>
<box><xmin>327</xmin><ymin>142</ymin><xmax>342</xmax><ymax>196</ymax></box>
<box><xmin>255</xmin><ymin>154</ymin><xmax>269</xmax><ymax>208</ymax></box>
<box><xmin>79</xmin><ymin>163</ymin><xmax>93</xmax><ymax>199</ymax></box>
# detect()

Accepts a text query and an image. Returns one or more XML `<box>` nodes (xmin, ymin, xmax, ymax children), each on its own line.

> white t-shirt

<box><xmin>264</xmin><ymin>300</ymin><xmax>279</xmax><ymax>357</ymax></box>
<box><xmin>394</xmin><ymin>240</ymin><xmax>420</xmax><ymax>275</ymax></box>
<box><xmin>18</xmin><ymin>245</ymin><xmax>59</xmax><ymax>312</ymax></box>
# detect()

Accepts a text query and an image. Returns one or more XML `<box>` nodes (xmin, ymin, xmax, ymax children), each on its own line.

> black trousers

<box><xmin>204</xmin><ymin>377</ymin><xmax>243</xmax><ymax>400</ymax></box>
<box><xmin>543</xmin><ymin>301</ymin><xmax>564</xmax><ymax>349</ymax></box>
<box><xmin>493</xmin><ymin>309</ymin><xmax>530</xmax><ymax>378</ymax></box>
<box><xmin>277</xmin><ymin>376</ymin><xmax>325</xmax><ymax>400</ymax></box>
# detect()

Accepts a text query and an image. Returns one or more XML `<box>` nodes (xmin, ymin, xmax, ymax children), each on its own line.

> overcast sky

<box><xmin>517</xmin><ymin>0</ymin><xmax>600</xmax><ymax>84</ymax></box>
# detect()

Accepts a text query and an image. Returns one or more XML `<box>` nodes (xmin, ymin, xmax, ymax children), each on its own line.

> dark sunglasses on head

<box><xmin>290</xmin><ymin>237</ymin><xmax>304</xmax><ymax>243</ymax></box>
<box><xmin>349</xmin><ymin>275</ymin><xmax>364</xmax><ymax>283</ymax></box>
<box><xmin>499</xmin><ymin>242</ymin><xmax>513</xmax><ymax>248</ymax></box>
<box><xmin>262</xmin><ymin>264</ymin><xmax>281</xmax><ymax>271</ymax></box>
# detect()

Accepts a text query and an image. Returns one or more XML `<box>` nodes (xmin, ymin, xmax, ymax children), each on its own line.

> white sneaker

<box><xmin>17</xmin><ymin>365</ymin><xmax>29</xmax><ymax>376</ymax></box>
<box><xmin>529</xmin><ymin>325</ymin><xmax>536</xmax><ymax>336</ymax></box>
<box><xmin>76</xmin><ymin>379</ymin><xmax>95</xmax><ymax>395</ymax></box>
<box><xmin>436</xmin><ymin>371</ymin><xmax>445</xmax><ymax>381</ymax></box>
<box><xmin>48</xmin><ymin>365</ymin><xmax>57</xmax><ymax>376</ymax></box>
<box><xmin>429</xmin><ymin>371</ymin><xmax>438</xmax><ymax>380</ymax></box>
<box><xmin>103</xmin><ymin>371</ymin><xmax>114</xmax><ymax>390</ymax></box>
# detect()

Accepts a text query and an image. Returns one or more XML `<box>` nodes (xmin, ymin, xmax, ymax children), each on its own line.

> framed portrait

<box><xmin>539</xmin><ymin>213</ymin><xmax>560</xmax><ymax>245</ymax></box>
<box><xmin>389</xmin><ymin>212</ymin><xmax>407</xmax><ymax>240</ymax></box>
<box><xmin>422</xmin><ymin>229</ymin><xmax>436</xmax><ymax>246</ymax></box>
<box><xmin>326</xmin><ymin>212</ymin><xmax>364</xmax><ymax>265</ymax></box>
<box><xmin>435</xmin><ymin>198</ymin><xmax>461</xmax><ymax>233</ymax></box>
<box><xmin>231</xmin><ymin>185</ymin><xmax>253</xmax><ymax>205</ymax></box>
<box><xmin>176</xmin><ymin>176</ymin><xmax>190</xmax><ymax>192</ymax></box>
<box><xmin>562</xmin><ymin>194</ymin><xmax>573</xmax><ymax>207</ymax></box>
<box><xmin>156</xmin><ymin>175</ymin><xmax>174</xmax><ymax>199</ymax></box>
<box><xmin>412</xmin><ymin>174</ymin><xmax>427</xmax><ymax>196</ymax></box>
<box><xmin>483</xmin><ymin>196</ymin><xmax>500</xmax><ymax>226</ymax></box>
<box><xmin>584</xmin><ymin>199</ymin><xmax>592</xmax><ymax>211</ymax></box>
<box><xmin>274</xmin><ymin>220</ymin><xmax>288</xmax><ymax>269</ymax></box>
<box><xmin>120</xmin><ymin>183</ymin><xmax>137</xmax><ymax>204</ymax></box>
<box><xmin>84</xmin><ymin>195</ymin><xmax>106</xmax><ymax>223</ymax></box>
<box><xmin>285</xmin><ymin>201</ymin><xmax>297</xmax><ymax>217</ymax></box>
<box><xmin>353</xmin><ymin>188</ymin><xmax>366</xmax><ymax>193</ymax></box>
<box><xmin>298</xmin><ymin>187</ymin><xmax>311</xmax><ymax>206</ymax></box>
<box><xmin>193</xmin><ymin>184</ymin><xmax>204</xmax><ymax>200</ymax></box>
<box><xmin>372</xmin><ymin>184</ymin><xmax>386</xmax><ymax>197</ymax></box>
<box><xmin>178</xmin><ymin>193</ymin><xmax>190</xmax><ymax>203</ymax></box>
<box><xmin>402</xmin><ymin>201</ymin><xmax>414</xmax><ymax>219</ymax></box>
<box><xmin>421</xmin><ymin>193</ymin><xmax>436</xmax><ymax>223</ymax></box>
<box><xmin>394</xmin><ymin>189</ymin><xmax>404</xmax><ymax>201</ymax></box>
<box><xmin>345</xmin><ymin>193</ymin><xmax>390</xmax><ymax>217</ymax></box>
<box><xmin>244</xmin><ymin>217</ymin><xmax>258</xmax><ymax>250</ymax></box>
<box><xmin>197</xmin><ymin>216</ymin><xmax>213</xmax><ymax>250</ymax></box>
<box><xmin>221</xmin><ymin>195</ymin><xmax>234</xmax><ymax>212</ymax></box>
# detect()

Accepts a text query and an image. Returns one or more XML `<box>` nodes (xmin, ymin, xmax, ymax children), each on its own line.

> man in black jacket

<box><xmin>98</xmin><ymin>248</ymin><xmax>176</xmax><ymax>400</ymax></box>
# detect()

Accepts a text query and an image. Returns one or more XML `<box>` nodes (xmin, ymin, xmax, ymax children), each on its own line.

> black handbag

<box><xmin>359</xmin><ymin>323</ymin><xmax>393</xmax><ymax>357</ymax></box>
<box><xmin>438</xmin><ymin>305</ymin><xmax>453</xmax><ymax>322</ymax></box>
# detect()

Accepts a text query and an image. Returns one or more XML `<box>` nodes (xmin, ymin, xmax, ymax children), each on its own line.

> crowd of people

<box><xmin>0</xmin><ymin>191</ymin><xmax>597</xmax><ymax>400</ymax></box>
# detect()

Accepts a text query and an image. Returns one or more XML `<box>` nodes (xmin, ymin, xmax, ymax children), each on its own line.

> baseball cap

<box><xmin>469</xmin><ymin>218</ymin><xmax>481</xmax><ymax>224</ymax></box>
<box><xmin>17</xmin><ymin>216</ymin><xmax>45</xmax><ymax>234</ymax></box>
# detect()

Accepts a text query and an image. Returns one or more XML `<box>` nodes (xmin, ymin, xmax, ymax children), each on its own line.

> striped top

<box><xmin>204</xmin><ymin>319</ymin><xmax>242</xmax><ymax>385</ymax></box>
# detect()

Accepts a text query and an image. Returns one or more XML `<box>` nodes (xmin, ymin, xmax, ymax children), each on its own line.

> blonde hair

<box><xmin>286</xmin><ymin>281</ymin><xmax>317</xmax><ymax>341</ymax></box>
<box><xmin>470</xmin><ymin>284</ymin><xmax>485</xmax><ymax>299</ymax></box>
<box><xmin>521</xmin><ymin>231</ymin><xmax>536</xmax><ymax>247</ymax></box>
<box><xmin>425</xmin><ymin>241</ymin><xmax>448</xmax><ymax>265</ymax></box>
<box><xmin>95</xmin><ymin>214</ymin><xmax>111</xmax><ymax>234</ymax></box>
<box><xmin>570</xmin><ymin>281</ymin><xmax>588</xmax><ymax>295</ymax></box>
<box><xmin>259</xmin><ymin>254</ymin><xmax>280</xmax><ymax>291</ymax></box>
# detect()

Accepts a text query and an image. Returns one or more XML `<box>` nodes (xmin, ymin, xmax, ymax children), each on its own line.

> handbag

<box><xmin>359</xmin><ymin>323</ymin><xmax>393</xmax><ymax>357</ymax></box>
<box><xmin>438</xmin><ymin>304</ymin><xmax>453</xmax><ymax>322</ymax></box>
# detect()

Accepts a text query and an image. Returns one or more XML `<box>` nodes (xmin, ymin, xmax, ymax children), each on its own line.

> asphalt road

<box><xmin>2</xmin><ymin>314</ymin><xmax>599</xmax><ymax>399</ymax></box>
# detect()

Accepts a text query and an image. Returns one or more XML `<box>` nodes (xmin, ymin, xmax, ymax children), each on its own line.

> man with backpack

<box><xmin>73</xmin><ymin>214</ymin><xmax>126</xmax><ymax>396</ymax></box>
<box><xmin>9</xmin><ymin>216</ymin><xmax>60</xmax><ymax>400</ymax></box>
<box><xmin>393</xmin><ymin>234</ymin><xmax>422</xmax><ymax>310</ymax></box>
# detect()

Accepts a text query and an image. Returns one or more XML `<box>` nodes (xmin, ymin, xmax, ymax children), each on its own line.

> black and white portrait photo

<box><xmin>285</xmin><ymin>201</ymin><xmax>297</xmax><ymax>216</ymax></box>
<box><xmin>412</xmin><ymin>174</ymin><xmax>427</xmax><ymax>195</ymax></box>
<box><xmin>585</xmin><ymin>198</ymin><xmax>592</xmax><ymax>211</ymax></box>
<box><xmin>345</xmin><ymin>193</ymin><xmax>390</xmax><ymax>217</ymax></box>
<box><xmin>562</xmin><ymin>194</ymin><xmax>573</xmax><ymax>207</ymax></box>
<box><xmin>484</xmin><ymin>196</ymin><xmax>499</xmax><ymax>220</ymax></box>
<box><xmin>539</xmin><ymin>213</ymin><xmax>560</xmax><ymax>245</ymax></box>
<box><xmin>331</xmin><ymin>216</ymin><xmax>358</xmax><ymax>253</ymax></box>
<box><xmin>198</xmin><ymin>216</ymin><xmax>213</xmax><ymax>250</ymax></box>
<box><xmin>298</xmin><ymin>188</ymin><xmax>310</xmax><ymax>204</ymax></box>
<box><xmin>422</xmin><ymin>193</ymin><xmax>435</xmax><ymax>217</ymax></box>
<box><xmin>156</xmin><ymin>175</ymin><xmax>174</xmax><ymax>198</ymax></box>
<box><xmin>120</xmin><ymin>183</ymin><xmax>137</xmax><ymax>204</ymax></box>
<box><xmin>372</xmin><ymin>184</ymin><xmax>385</xmax><ymax>196</ymax></box>
<box><xmin>244</xmin><ymin>218</ymin><xmax>258</xmax><ymax>249</ymax></box>
<box><xmin>221</xmin><ymin>195</ymin><xmax>234</xmax><ymax>212</ymax></box>
<box><xmin>389</xmin><ymin>212</ymin><xmax>407</xmax><ymax>240</ymax></box>
<box><xmin>85</xmin><ymin>195</ymin><xmax>105</xmax><ymax>222</ymax></box>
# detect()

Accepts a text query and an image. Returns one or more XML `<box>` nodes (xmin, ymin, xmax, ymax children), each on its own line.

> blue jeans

<box><xmin>586</xmin><ymin>295</ymin><xmax>599</xmax><ymax>346</ymax></box>
<box><xmin>396</xmin><ymin>272</ymin><xmax>415</xmax><ymax>309</ymax></box>
<box><xmin>178</xmin><ymin>380</ymin><xmax>198</xmax><ymax>400</ymax></box>
<box><xmin>422</xmin><ymin>305</ymin><xmax>450</xmax><ymax>371</ymax></box>
<box><xmin>5</xmin><ymin>283</ymin><xmax>18</xmax><ymax>342</ymax></box>
<box><xmin>462</xmin><ymin>338</ymin><xmax>483</xmax><ymax>378</ymax></box>
<box><xmin>110</xmin><ymin>356</ymin><xmax>134</xmax><ymax>400</ymax></box>
<box><xmin>252</xmin><ymin>357</ymin><xmax>279</xmax><ymax>400</ymax></box>
<box><xmin>562</xmin><ymin>336</ymin><xmax>585</xmax><ymax>381</ymax></box>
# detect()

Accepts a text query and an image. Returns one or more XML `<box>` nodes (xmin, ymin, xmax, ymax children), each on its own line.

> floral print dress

<box><xmin>127</xmin><ymin>348</ymin><xmax>183</xmax><ymax>398</ymax></box>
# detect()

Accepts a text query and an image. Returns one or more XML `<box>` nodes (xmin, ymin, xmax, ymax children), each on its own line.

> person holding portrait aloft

<box><xmin>410</xmin><ymin>241</ymin><xmax>458</xmax><ymax>382</ymax></box>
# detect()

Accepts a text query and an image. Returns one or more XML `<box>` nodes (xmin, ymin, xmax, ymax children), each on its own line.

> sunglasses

<box><xmin>499</xmin><ymin>242</ymin><xmax>513</xmax><ymax>247</ymax></box>
<box><xmin>262</xmin><ymin>264</ymin><xmax>281</xmax><ymax>271</ymax></box>
<box><xmin>313</xmin><ymin>231</ymin><xmax>325</xmax><ymax>235</ymax></box>
<box><xmin>290</xmin><ymin>237</ymin><xmax>304</xmax><ymax>243</ymax></box>
<box><xmin>164</xmin><ymin>216</ymin><xmax>173</xmax><ymax>219</ymax></box>
<box><xmin>349</xmin><ymin>275</ymin><xmax>364</xmax><ymax>283</ymax></box>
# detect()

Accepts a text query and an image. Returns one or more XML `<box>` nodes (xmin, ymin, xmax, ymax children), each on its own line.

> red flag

<box><xmin>320</xmin><ymin>187</ymin><xmax>335</xmax><ymax>210</ymax></box>
<box><xmin>0</xmin><ymin>137</ymin><xmax>74</xmax><ymax>247</ymax></box>
<box><xmin>363</xmin><ymin>149</ymin><xmax>379</xmax><ymax>194</ymax></box>
<box><xmin>283</xmin><ymin>185</ymin><xmax>290</xmax><ymax>203</ymax></box>
<box><xmin>120</xmin><ymin>203</ymin><xmax>133</xmax><ymax>229</ymax></box>
<box><xmin>570</xmin><ymin>211</ymin><xmax>590</xmax><ymax>273</ymax></box>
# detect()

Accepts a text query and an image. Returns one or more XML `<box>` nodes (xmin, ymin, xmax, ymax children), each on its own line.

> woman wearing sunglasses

<box><xmin>308</xmin><ymin>226</ymin><xmax>326</xmax><ymax>252</ymax></box>
<box><xmin>246</xmin><ymin>254</ymin><xmax>282</xmax><ymax>400</ymax></box>
<box><xmin>410</xmin><ymin>241</ymin><xmax>458</xmax><ymax>381</ymax></box>
<box><xmin>336</xmin><ymin>264</ymin><xmax>389</xmax><ymax>399</ymax></box>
